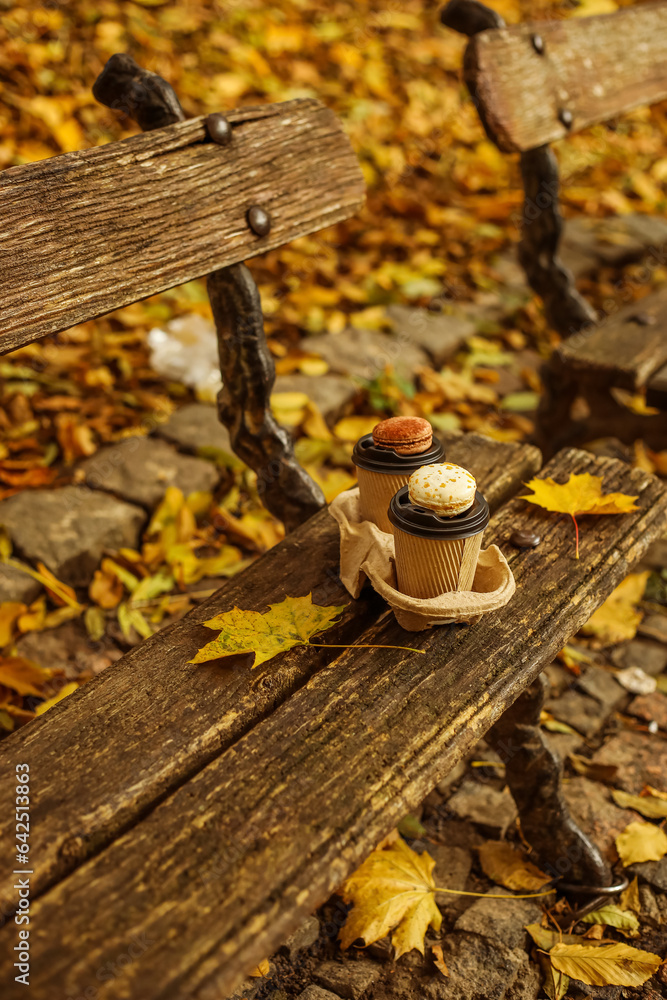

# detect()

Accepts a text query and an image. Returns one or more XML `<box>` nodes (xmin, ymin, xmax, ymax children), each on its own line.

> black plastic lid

<box><xmin>388</xmin><ymin>486</ymin><xmax>489</xmax><ymax>540</ymax></box>
<box><xmin>352</xmin><ymin>433</ymin><xmax>445</xmax><ymax>475</ymax></box>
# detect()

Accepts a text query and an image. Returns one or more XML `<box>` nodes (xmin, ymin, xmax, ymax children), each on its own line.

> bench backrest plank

<box><xmin>7</xmin><ymin>449</ymin><xmax>666</xmax><ymax>999</ymax></box>
<box><xmin>464</xmin><ymin>1</ymin><xmax>667</xmax><ymax>152</ymax></box>
<box><xmin>0</xmin><ymin>98</ymin><xmax>364</xmax><ymax>353</ymax></box>
<box><xmin>0</xmin><ymin>434</ymin><xmax>539</xmax><ymax>920</ymax></box>
<box><xmin>557</xmin><ymin>284</ymin><xmax>667</xmax><ymax>390</ymax></box>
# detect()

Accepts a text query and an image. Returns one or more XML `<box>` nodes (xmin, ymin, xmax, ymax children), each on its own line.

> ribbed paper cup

<box><xmin>389</xmin><ymin>487</ymin><xmax>489</xmax><ymax>598</ymax></box>
<box><xmin>352</xmin><ymin>434</ymin><xmax>445</xmax><ymax>535</ymax></box>
<box><xmin>356</xmin><ymin>467</ymin><xmax>411</xmax><ymax>534</ymax></box>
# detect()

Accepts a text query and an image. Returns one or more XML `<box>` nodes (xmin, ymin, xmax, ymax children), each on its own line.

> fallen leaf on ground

<box><xmin>525</xmin><ymin>924</ymin><xmax>585</xmax><ymax>951</ymax></box>
<box><xmin>339</xmin><ymin>838</ymin><xmax>442</xmax><ymax>958</ymax></box>
<box><xmin>432</xmin><ymin>943</ymin><xmax>449</xmax><ymax>977</ymax></box>
<box><xmin>581</xmin><ymin>904</ymin><xmax>640</xmax><ymax>937</ymax></box>
<box><xmin>615</xmin><ymin>665</ymin><xmax>657</xmax><ymax>695</ymax></box>
<box><xmin>612</xmin><ymin>788</ymin><xmax>667</xmax><ymax>820</ymax></box>
<box><xmin>478</xmin><ymin>841</ymin><xmax>551</xmax><ymax>892</ymax></box>
<box><xmin>549</xmin><ymin>942</ymin><xmax>661</xmax><ymax>987</ymax></box>
<box><xmin>35</xmin><ymin>681</ymin><xmax>79</xmax><ymax>716</ymax></box>
<box><xmin>0</xmin><ymin>601</ymin><xmax>27</xmax><ymax>647</ymax></box>
<box><xmin>616</xmin><ymin>821</ymin><xmax>667</xmax><ymax>866</ymax></box>
<box><xmin>569</xmin><ymin>754</ymin><xmax>618</xmax><ymax>784</ymax></box>
<box><xmin>249</xmin><ymin>959</ymin><xmax>270</xmax><ymax>977</ymax></box>
<box><xmin>0</xmin><ymin>655</ymin><xmax>54</xmax><ymax>697</ymax></box>
<box><xmin>520</xmin><ymin>473</ymin><xmax>638</xmax><ymax>558</ymax></box>
<box><xmin>540</xmin><ymin>710</ymin><xmax>580</xmax><ymax>736</ymax></box>
<box><xmin>619</xmin><ymin>877</ymin><xmax>641</xmax><ymax>915</ymax></box>
<box><xmin>190</xmin><ymin>594</ymin><xmax>347</xmax><ymax>668</ymax></box>
<box><xmin>581</xmin><ymin>573</ymin><xmax>650</xmax><ymax>645</ymax></box>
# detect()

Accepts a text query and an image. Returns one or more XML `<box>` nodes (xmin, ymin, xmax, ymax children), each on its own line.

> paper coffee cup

<box><xmin>352</xmin><ymin>434</ymin><xmax>445</xmax><ymax>534</ymax></box>
<box><xmin>388</xmin><ymin>486</ymin><xmax>490</xmax><ymax>598</ymax></box>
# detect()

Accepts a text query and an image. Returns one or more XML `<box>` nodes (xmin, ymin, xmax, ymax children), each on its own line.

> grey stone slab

<box><xmin>454</xmin><ymin>892</ymin><xmax>542</xmax><ymax>950</ymax></box>
<box><xmin>545</xmin><ymin>689</ymin><xmax>607</xmax><ymax>737</ymax></box>
<box><xmin>563</xmin><ymin>776</ymin><xmax>641</xmax><ymax>862</ymax></box>
<box><xmin>81</xmin><ymin>436</ymin><xmax>219</xmax><ymax>509</ymax></box>
<box><xmin>314</xmin><ymin>959</ymin><xmax>380</xmax><ymax>1000</ymax></box>
<box><xmin>0</xmin><ymin>563</ymin><xmax>41</xmax><ymax>605</ymax></box>
<box><xmin>0</xmin><ymin>486</ymin><xmax>145</xmax><ymax>587</ymax></box>
<box><xmin>274</xmin><ymin>373</ymin><xmax>357</xmax><ymax>424</ymax></box>
<box><xmin>591</xmin><ymin>731</ymin><xmax>667</xmax><ymax>793</ymax></box>
<box><xmin>303</xmin><ymin>327</ymin><xmax>428</xmax><ymax>382</ymax></box>
<box><xmin>560</xmin><ymin>215</ymin><xmax>667</xmax><ymax>280</ymax></box>
<box><xmin>629</xmin><ymin>857</ymin><xmax>667</xmax><ymax>892</ymax></box>
<box><xmin>612</xmin><ymin>637</ymin><xmax>667</xmax><ymax>676</ymax></box>
<box><xmin>576</xmin><ymin>665</ymin><xmax>625</xmax><ymax>708</ymax></box>
<box><xmin>298</xmin><ymin>988</ymin><xmax>344</xmax><ymax>1000</ymax></box>
<box><xmin>446</xmin><ymin>781</ymin><xmax>517</xmax><ymax>836</ymax></box>
<box><xmin>155</xmin><ymin>403</ymin><xmax>232</xmax><ymax>455</ymax></box>
<box><xmin>425</xmin><ymin>932</ymin><xmax>524</xmax><ymax>1000</ymax></box>
<box><xmin>386</xmin><ymin>305</ymin><xmax>474</xmax><ymax>367</ymax></box>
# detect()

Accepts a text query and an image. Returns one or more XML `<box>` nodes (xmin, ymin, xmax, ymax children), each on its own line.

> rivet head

<box><xmin>510</xmin><ymin>530</ymin><xmax>541</xmax><ymax>549</ymax></box>
<box><xmin>559</xmin><ymin>108</ymin><xmax>573</xmax><ymax>129</ymax></box>
<box><xmin>247</xmin><ymin>205</ymin><xmax>271</xmax><ymax>237</ymax></box>
<box><xmin>206</xmin><ymin>113</ymin><xmax>232</xmax><ymax>146</ymax></box>
<box><xmin>531</xmin><ymin>33</ymin><xmax>545</xmax><ymax>54</ymax></box>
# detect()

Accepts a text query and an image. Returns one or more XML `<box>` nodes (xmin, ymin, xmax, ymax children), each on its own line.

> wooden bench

<box><xmin>442</xmin><ymin>0</ymin><xmax>667</xmax><ymax>453</ymax></box>
<box><xmin>2</xmin><ymin>54</ymin><xmax>667</xmax><ymax>1000</ymax></box>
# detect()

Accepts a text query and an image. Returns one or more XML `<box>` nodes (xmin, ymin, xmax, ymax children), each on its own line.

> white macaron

<box><xmin>408</xmin><ymin>463</ymin><xmax>477</xmax><ymax>517</ymax></box>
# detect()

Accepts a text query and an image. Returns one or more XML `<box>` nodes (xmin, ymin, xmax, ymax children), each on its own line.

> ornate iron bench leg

<box><xmin>94</xmin><ymin>54</ymin><xmax>325</xmax><ymax>531</ymax></box>
<box><xmin>208</xmin><ymin>264</ymin><xmax>325</xmax><ymax>530</ymax></box>
<box><xmin>486</xmin><ymin>673</ymin><xmax>612</xmax><ymax>890</ymax></box>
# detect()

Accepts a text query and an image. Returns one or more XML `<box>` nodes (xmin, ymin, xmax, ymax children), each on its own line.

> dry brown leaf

<box><xmin>477</xmin><ymin>842</ymin><xmax>551</xmax><ymax>892</ymax></box>
<box><xmin>432</xmin><ymin>943</ymin><xmax>449</xmax><ymax>977</ymax></box>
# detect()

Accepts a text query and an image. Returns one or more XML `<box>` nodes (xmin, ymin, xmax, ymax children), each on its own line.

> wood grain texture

<box><xmin>0</xmin><ymin>99</ymin><xmax>365</xmax><ymax>352</ymax></box>
<box><xmin>0</xmin><ymin>434</ymin><xmax>539</xmax><ymax>921</ymax></box>
<box><xmin>464</xmin><ymin>2</ymin><xmax>667</xmax><ymax>152</ymax></box>
<box><xmin>556</xmin><ymin>284</ymin><xmax>667</xmax><ymax>390</ymax></box>
<box><xmin>5</xmin><ymin>449</ymin><xmax>665</xmax><ymax>1000</ymax></box>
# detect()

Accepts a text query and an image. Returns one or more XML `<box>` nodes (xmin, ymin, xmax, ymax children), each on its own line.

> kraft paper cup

<box><xmin>352</xmin><ymin>434</ymin><xmax>445</xmax><ymax>535</ymax></box>
<box><xmin>388</xmin><ymin>487</ymin><xmax>490</xmax><ymax>598</ymax></box>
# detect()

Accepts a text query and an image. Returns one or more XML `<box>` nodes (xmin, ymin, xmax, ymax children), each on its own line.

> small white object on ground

<box><xmin>148</xmin><ymin>313</ymin><xmax>222</xmax><ymax>401</ymax></box>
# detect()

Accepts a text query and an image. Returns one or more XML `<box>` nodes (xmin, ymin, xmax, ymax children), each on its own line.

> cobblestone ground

<box><xmin>224</xmin><ymin>597</ymin><xmax>667</xmax><ymax>1000</ymax></box>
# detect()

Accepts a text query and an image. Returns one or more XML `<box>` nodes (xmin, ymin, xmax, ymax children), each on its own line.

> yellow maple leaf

<box><xmin>549</xmin><ymin>942</ymin><xmax>661</xmax><ymax>988</ymax></box>
<box><xmin>616</xmin><ymin>821</ymin><xmax>667</xmax><ymax>866</ymax></box>
<box><xmin>477</xmin><ymin>841</ymin><xmax>551</xmax><ymax>893</ymax></box>
<box><xmin>581</xmin><ymin>572</ymin><xmax>649</xmax><ymax>644</ymax></box>
<box><xmin>189</xmin><ymin>594</ymin><xmax>347</xmax><ymax>668</ymax></box>
<box><xmin>520</xmin><ymin>473</ymin><xmax>638</xmax><ymax>558</ymax></box>
<box><xmin>338</xmin><ymin>838</ymin><xmax>442</xmax><ymax>959</ymax></box>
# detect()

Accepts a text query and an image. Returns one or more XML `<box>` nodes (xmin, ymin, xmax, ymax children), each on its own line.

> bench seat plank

<box><xmin>0</xmin><ymin>434</ymin><xmax>540</xmax><ymax>920</ymax></box>
<box><xmin>4</xmin><ymin>449</ymin><xmax>666</xmax><ymax>1000</ymax></box>
<box><xmin>556</xmin><ymin>284</ymin><xmax>667</xmax><ymax>391</ymax></box>
<box><xmin>465</xmin><ymin>2</ymin><xmax>667</xmax><ymax>152</ymax></box>
<box><xmin>0</xmin><ymin>99</ymin><xmax>364</xmax><ymax>353</ymax></box>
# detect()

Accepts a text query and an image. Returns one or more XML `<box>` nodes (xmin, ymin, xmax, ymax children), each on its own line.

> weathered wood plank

<box><xmin>0</xmin><ymin>434</ymin><xmax>540</xmax><ymax>920</ymax></box>
<box><xmin>463</xmin><ymin>2</ymin><xmax>667</xmax><ymax>152</ymax></box>
<box><xmin>7</xmin><ymin>449</ymin><xmax>665</xmax><ymax>1000</ymax></box>
<box><xmin>556</xmin><ymin>284</ymin><xmax>667</xmax><ymax>391</ymax></box>
<box><xmin>0</xmin><ymin>99</ymin><xmax>365</xmax><ymax>353</ymax></box>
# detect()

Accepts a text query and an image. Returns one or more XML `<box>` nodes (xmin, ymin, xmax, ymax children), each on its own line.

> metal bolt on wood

<box><xmin>205</xmin><ymin>113</ymin><xmax>232</xmax><ymax>146</ymax></box>
<box><xmin>247</xmin><ymin>206</ymin><xmax>272</xmax><ymax>237</ymax></box>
